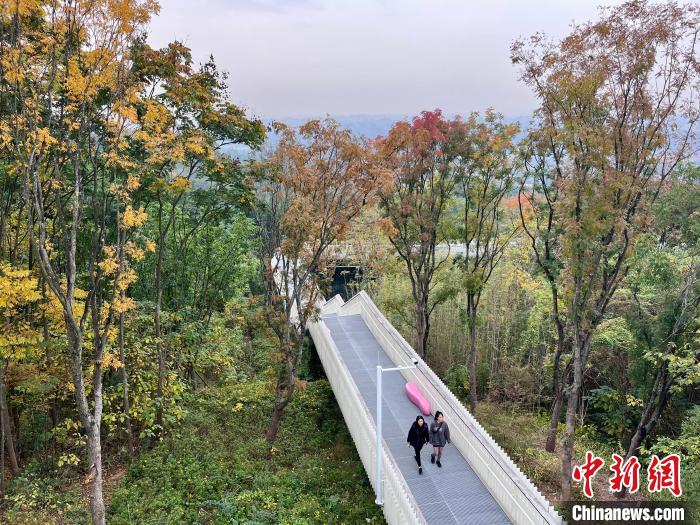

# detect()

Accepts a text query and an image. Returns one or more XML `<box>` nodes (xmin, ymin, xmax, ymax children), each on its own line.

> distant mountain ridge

<box><xmin>221</xmin><ymin>113</ymin><xmax>533</xmax><ymax>159</ymax></box>
<box><xmin>266</xmin><ymin>114</ymin><xmax>405</xmax><ymax>140</ymax></box>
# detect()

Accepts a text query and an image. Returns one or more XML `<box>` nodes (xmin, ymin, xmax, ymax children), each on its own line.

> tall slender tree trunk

<box><xmin>625</xmin><ymin>366</ymin><xmax>670</xmax><ymax>460</ymax></box>
<box><xmin>546</xmin><ymin>285</ymin><xmax>567</xmax><ymax>452</ymax></box>
<box><xmin>266</xmin><ymin>364</ymin><xmax>295</xmax><ymax>441</ymax></box>
<box><xmin>545</xmin><ymin>356</ymin><xmax>570</xmax><ymax>453</ymax></box>
<box><xmin>561</xmin><ymin>361</ymin><xmax>581</xmax><ymax>501</ymax></box>
<box><xmin>416</xmin><ymin>298</ymin><xmax>429</xmax><ymax>358</ymax></box>
<box><xmin>40</xmin><ymin>277</ymin><xmax>60</xmax><ymax>457</ymax></box>
<box><xmin>267</xmin><ymin>325</ymin><xmax>306</xmax><ymax>442</ymax></box>
<box><xmin>65</xmin><ymin>320</ymin><xmax>106</xmax><ymax>525</ymax></box>
<box><xmin>561</xmin><ymin>336</ymin><xmax>590</xmax><ymax>502</ymax></box>
<box><xmin>545</xmin><ymin>379</ymin><xmax>565</xmax><ymax>453</ymax></box>
<box><xmin>467</xmin><ymin>319</ymin><xmax>477</xmax><ymax>414</ymax></box>
<box><xmin>0</xmin><ymin>361</ymin><xmax>19</xmax><ymax>475</ymax></box>
<box><xmin>616</xmin><ymin>364</ymin><xmax>671</xmax><ymax>498</ymax></box>
<box><xmin>467</xmin><ymin>295</ymin><xmax>478</xmax><ymax>415</ymax></box>
<box><xmin>86</xmin><ymin>420</ymin><xmax>105</xmax><ymax>524</ymax></box>
<box><xmin>155</xmin><ymin>198</ymin><xmax>166</xmax><ymax>432</ymax></box>
<box><xmin>119</xmin><ymin>313</ymin><xmax>135</xmax><ymax>454</ymax></box>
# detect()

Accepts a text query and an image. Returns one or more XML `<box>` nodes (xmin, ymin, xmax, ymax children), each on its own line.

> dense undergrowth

<box><xmin>477</xmin><ymin>401</ymin><xmax>700</xmax><ymax>522</ymax></box>
<box><xmin>4</xmin><ymin>374</ymin><xmax>697</xmax><ymax>523</ymax></box>
<box><xmin>109</xmin><ymin>380</ymin><xmax>383</xmax><ymax>524</ymax></box>
<box><xmin>2</xmin><ymin>380</ymin><xmax>384</xmax><ymax>525</ymax></box>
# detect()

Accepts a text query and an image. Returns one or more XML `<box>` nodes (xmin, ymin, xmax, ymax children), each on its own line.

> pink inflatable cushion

<box><xmin>405</xmin><ymin>382</ymin><xmax>431</xmax><ymax>415</ymax></box>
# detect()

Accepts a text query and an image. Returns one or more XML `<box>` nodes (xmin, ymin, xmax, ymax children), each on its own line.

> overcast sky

<box><xmin>147</xmin><ymin>0</ymin><xmax>624</xmax><ymax>119</ymax></box>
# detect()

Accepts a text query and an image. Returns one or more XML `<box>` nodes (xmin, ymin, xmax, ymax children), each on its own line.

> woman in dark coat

<box><xmin>406</xmin><ymin>415</ymin><xmax>430</xmax><ymax>474</ymax></box>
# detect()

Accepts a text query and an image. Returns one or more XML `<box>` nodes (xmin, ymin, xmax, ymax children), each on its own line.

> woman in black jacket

<box><xmin>406</xmin><ymin>415</ymin><xmax>430</xmax><ymax>474</ymax></box>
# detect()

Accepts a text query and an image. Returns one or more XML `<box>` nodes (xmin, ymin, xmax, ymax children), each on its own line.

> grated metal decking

<box><xmin>323</xmin><ymin>313</ymin><xmax>511</xmax><ymax>525</ymax></box>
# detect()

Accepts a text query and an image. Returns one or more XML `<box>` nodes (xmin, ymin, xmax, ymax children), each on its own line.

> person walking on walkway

<box><xmin>406</xmin><ymin>415</ymin><xmax>429</xmax><ymax>474</ymax></box>
<box><xmin>429</xmin><ymin>411</ymin><xmax>450</xmax><ymax>468</ymax></box>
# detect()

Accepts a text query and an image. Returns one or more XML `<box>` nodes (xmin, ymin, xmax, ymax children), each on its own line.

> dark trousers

<box><xmin>412</xmin><ymin>444</ymin><xmax>424</xmax><ymax>467</ymax></box>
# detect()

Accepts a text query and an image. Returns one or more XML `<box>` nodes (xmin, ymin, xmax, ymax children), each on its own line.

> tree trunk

<box><xmin>560</xmin><ymin>379</ymin><xmax>578</xmax><ymax>501</ymax></box>
<box><xmin>119</xmin><ymin>313</ymin><xmax>135</xmax><ymax>454</ymax></box>
<box><xmin>545</xmin><ymin>358</ymin><xmax>571</xmax><ymax>453</ymax></box>
<box><xmin>266</xmin><ymin>383</ymin><xmax>293</xmax><ymax>442</ymax></box>
<box><xmin>10</xmin><ymin>404</ymin><xmax>19</xmax><ymax>448</ymax></box>
<box><xmin>86</xmin><ymin>420</ymin><xmax>105</xmax><ymax>525</ymax></box>
<box><xmin>545</xmin><ymin>384</ymin><xmax>564</xmax><ymax>453</ymax></box>
<box><xmin>155</xmin><ymin>199</ymin><xmax>166</xmax><ymax>432</ymax></box>
<box><xmin>0</xmin><ymin>362</ymin><xmax>20</xmax><ymax>475</ymax></box>
<box><xmin>41</xmin><ymin>277</ymin><xmax>60</xmax><ymax>455</ymax></box>
<box><xmin>625</xmin><ymin>366</ymin><xmax>670</xmax><ymax>460</ymax></box>
<box><xmin>155</xmin><ymin>286</ymin><xmax>164</xmax><ymax>431</ymax></box>
<box><xmin>64</xmin><ymin>317</ymin><xmax>106</xmax><ymax>525</ymax></box>
<box><xmin>266</xmin><ymin>402</ymin><xmax>285</xmax><ymax>442</ymax></box>
<box><xmin>266</xmin><ymin>331</ymin><xmax>302</xmax><ymax>442</ymax></box>
<box><xmin>545</xmin><ymin>284</ymin><xmax>567</xmax><ymax>452</ymax></box>
<box><xmin>466</xmin><ymin>296</ymin><xmax>478</xmax><ymax>415</ymax></box>
<box><xmin>467</xmin><ymin>311</ymin><xmax>478</xmax><ymax>415</ymax></box>
<box><xmin>616</xmin><ymin>364</ymin><xmax>671</xmax><ymax>498</ymax></box>
<box><xmin>561</xmin><ymin>342</ymin><xmax>585</xmax><ymax>502</ymax></box>
<box><xmin>416</xmin><ymin>299</ymin><xmax>429</xmax><ymax>358</ymax></box>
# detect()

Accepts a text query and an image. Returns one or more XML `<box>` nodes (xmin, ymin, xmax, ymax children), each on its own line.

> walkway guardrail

<box><xmin>323</xmin><ymin>291</ymin><xmax>563</xmax><ymax>525</ymax></box>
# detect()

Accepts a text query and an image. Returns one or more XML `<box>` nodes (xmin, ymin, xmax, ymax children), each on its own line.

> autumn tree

<box><xmin>377</xmin><ymin>110</ymin><xmax>460</xmax><ymax>359</ymax></box>
<box><xmin>0</xmin><ymin>1</ymin><xmax>158</xmax><ymax>522</ymax></box>
<box><xmin>454</xmin><ymin>110</ymin><xmax>519</xmax><ymax>414</ymax></box>
<box><xmin>512</xmin><ymin>0</ymin><xmax>700</xmax><ymax>500</ymax></box>
<box><xmin>255</xmin><ymin>119</ymin><xmax>380</xmax><ymax>441</ymax></box>
<box><xmin>0</xmin><ymin>263</ymin><xmax>40</xmax><ymax>481</ymax></box>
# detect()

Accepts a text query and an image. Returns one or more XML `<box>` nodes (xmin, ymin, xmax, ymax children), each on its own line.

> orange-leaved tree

<box><xmin>255</xmin><ymin>119</ymin><xmax>383</xmax><ymax>441</ymax></box>
<box><xmin>512</xmin><ymin>0</ymin><xmax>700</xmax><ymax>500</ymax></box>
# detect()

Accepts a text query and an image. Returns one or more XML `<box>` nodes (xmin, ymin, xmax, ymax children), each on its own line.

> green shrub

<box><xmin>1</xmin><ymin>464</ymin><xmax>89</xmax><ymax>525</ymax></box>
<box><xmin>108</xmin><ymin>380</ymin><xmax>385</xmax><ymax>524</ymax></box>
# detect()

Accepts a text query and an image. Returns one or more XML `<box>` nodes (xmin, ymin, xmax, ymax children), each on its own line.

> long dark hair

<box><xmin>415</xmin><ymin>415</ymin><xmax>425</xmax><ymax>426</ymax></box>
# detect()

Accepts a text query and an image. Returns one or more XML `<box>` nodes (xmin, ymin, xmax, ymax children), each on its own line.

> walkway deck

<box><xmin>323</xmin><ymin>313</ymin><xmax>511</xmax><ymax>525</ymax></box>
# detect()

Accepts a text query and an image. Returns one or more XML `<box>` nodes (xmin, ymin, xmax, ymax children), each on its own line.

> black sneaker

<box><xmin>419</xmin><ymin>467</ymin><xmax>423</xmax><ymax>475</ymax></box>
<box><xmin>430</xmin><ymin>454</ymin><xmax>435</xmax><ymax>464</ymax></box>
<box><xmin>436</xmin><ymin>460</ymin><xmax>442</xmax><ymax>468</ymax></box>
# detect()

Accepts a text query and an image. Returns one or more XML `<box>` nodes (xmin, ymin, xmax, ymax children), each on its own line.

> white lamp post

<box><xmin>375</xmin><ymin>361</ymin><xmax>418</xmax><ymax>506</ymax></box>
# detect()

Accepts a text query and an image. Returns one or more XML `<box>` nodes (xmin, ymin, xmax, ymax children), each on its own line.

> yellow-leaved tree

<box><xmin>0</xmin><ymin>263</ymin><xmax>40</xmax><ymax>482</ymax></box>
<box><xmin>0</xmin><ymin>1</ymin><xmax>158</xmax><ymax>522</ymax></box>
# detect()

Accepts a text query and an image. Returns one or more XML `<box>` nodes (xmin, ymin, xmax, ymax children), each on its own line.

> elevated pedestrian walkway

<box><xmin>307</xmin><ymin>292</ymin><xmax>563</xmax><ymax>525</ymax></box>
